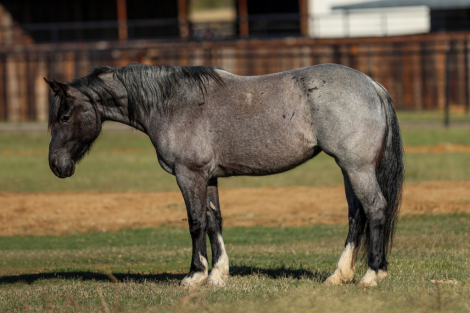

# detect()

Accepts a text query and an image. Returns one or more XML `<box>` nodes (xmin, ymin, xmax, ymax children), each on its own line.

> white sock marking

<box><xmin>181</xmin><ymin>253</ymin><xmax>209</xmax><ymax>287</ymax></box>
<box><xmin>324</xmin><ymin>243</ymin><xmax>356</xmax><ymax>285</ymax></box>
<box><xmin>377</xmin><ymin>269</ymin><xmax>388</xmax><ymax>280</ymax></box>
<box><xmin>359</xmin><ymin>268</ymin><xmax>378</xmax><ymax>287</ymax></box>
<box><xmin>208</xmin><ymin>234</ymin><xmax>230</xmax><ymax>286</ymax></box>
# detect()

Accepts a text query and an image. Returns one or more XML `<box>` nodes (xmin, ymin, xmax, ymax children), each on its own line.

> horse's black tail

<box><xmin>356</xmin><ymin>79</ymin><xmax>405</xmax><ymax>265</ymax></box>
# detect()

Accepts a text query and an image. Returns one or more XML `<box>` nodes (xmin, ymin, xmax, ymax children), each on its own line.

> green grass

<box><xmin>401</xmin><ymin>128</ymin><xmax>470</xmax><ymax>146</ymax></box>
<box><xmin>396</xmin><ymin>110</ymin><xmax>470</xmax><ymax>123</ymax></box>
<box><xmin>1</xmin><ymin>127</ymin><xmax>470</xmax><ymax>192</ymax></box>
<box><xmin>0</xmin><ymin>214</ymin><xmax>468</xmax><ymax>312</ymax></box>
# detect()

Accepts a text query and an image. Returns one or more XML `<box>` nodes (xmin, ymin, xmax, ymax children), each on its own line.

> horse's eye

<box><xmin>60</xmin><ymin>115</ymin><xmax>71</xmax><ymax>123</ymax></box>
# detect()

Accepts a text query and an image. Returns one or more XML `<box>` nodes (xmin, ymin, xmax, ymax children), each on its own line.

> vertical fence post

<box><xmin>178</xmin><ymin>0</ymin><xmax>190</xmax><ymax>40</ymax></box>
<box><xmin>0</xmin><ymin>54</ymin><xmax>5</xmax><ymax>121</ymax></box>
<box><xmin>117</xmin><ymin>0</ymin><xmax>128</xmax><ymax>41</ymax></box>
<box><xmin>465</xmin><ymin>38</ymin><xmax>470</xmax><ymax>115</ymax></box>
<box><xmin>238</xmin><ymin>0</ymin><xmax>249</xmax><ymax>38</ymax></box>
<box><xmin>445</xmin><ymin>44</ymin><xmax>451</xmax><ymax>128</ymax></box>
<box><xmin>299</xmin><ymin>0</ymin><xmax>309</xmax><ymax>37</ymax></box>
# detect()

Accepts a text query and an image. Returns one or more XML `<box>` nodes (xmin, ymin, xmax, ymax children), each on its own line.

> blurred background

<box><xmin>0</xmin><ymin>0</ymin><xmax>470</xmax><ymax>205</ymax></box>
<box><xmin>0</xmin><ymin>0</ymin><xmax>470</xmax><ymax>123</ymax></box>
<box><xmin>1</xmin><ymin>0</ymin><xmax>470</xmax><ymax>193</ymax></box>
<box><xmin>1</xmin><ymin>3</ymin><xmax>470</xmax><ymax>311</ymax></box>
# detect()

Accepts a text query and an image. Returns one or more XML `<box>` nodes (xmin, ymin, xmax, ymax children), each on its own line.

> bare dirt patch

<box><xmin>405</xmin><ymin>144</ymin><xmax>470</xmax><ymax>153</ymax></box>
<box><xmin>1</xmin><ymin>181</ymin><xmax>470</xmax><ymax>236</ymax></box>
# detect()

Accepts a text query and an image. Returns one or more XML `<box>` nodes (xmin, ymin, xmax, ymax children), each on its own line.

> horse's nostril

<box><xmin>52</xmin><ymin>164</ymin><xmax>61</xmax><ymax>176</ymax></box>
<box><xmin>67</xmin><ymin>162</ymin><xmax>75</xmax><ymax>176</ymax></box>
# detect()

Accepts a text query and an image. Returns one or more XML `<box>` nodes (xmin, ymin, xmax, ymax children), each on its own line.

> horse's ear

<box><xmin>44</xmin><ymin>77</ymin><xmax>68</xmax><ymax>95</ymax></box>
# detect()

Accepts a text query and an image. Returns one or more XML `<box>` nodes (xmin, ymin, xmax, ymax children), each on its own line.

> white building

<box><xmin>308</xmin><ymin>0</ymin><xmax>430</xmax><ymax>38</ymax></box>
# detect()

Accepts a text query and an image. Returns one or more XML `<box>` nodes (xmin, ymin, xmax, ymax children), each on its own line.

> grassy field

<box><xmin>0</xmin><ymin>214</ymin><xmax>468</xmax><ymax>312</ymax></box>
<box><xmin>1</xmin><ymin>118</ymin><xmax>470</xmax><ymax>312</ymax></box>
<box><xmin>0</xmin><ymin>126</ymin><xmax>470</xmax><ymax>192</ymax></box>
<box><xmin>396</xmin><ymin>110</ymin><xmax>470</xmax><ymax>123</ymax></box>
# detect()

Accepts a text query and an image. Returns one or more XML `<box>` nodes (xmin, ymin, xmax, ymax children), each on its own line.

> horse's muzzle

<box><xmin>50</xmin><ymin>157</ymin><xmax>75</xmax><ymax>178</ymax></box>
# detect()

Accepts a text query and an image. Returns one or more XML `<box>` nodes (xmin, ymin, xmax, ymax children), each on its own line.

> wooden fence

<box><xmin>1</xmin><ymin>31</ymin><xmax>469</xmax><ymax>121</ymax></box>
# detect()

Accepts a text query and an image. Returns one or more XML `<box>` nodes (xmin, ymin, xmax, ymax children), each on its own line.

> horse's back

<box><xmin>216</xmin><ymin>63</ymin><xmax>385</xmax><ymax>147</ymax></box>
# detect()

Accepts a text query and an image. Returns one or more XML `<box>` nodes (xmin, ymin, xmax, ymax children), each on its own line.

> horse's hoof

<box><xmin>207</xmin><ymin>277</ymin><xmax>227</xmax><ymax>287</ymax></box>
<box><xmin>181</xmin><ymin>272</ymin><xmax>208</xmax><ymax>288</ymax></box>
<box><xmin>377</xmin><ymin>270</ymin><xmax>388</xmax><ymax>280</ymax></box>
<box><xmin>358</xmin><ymin>280</ymin><xmax>378</xmax><ymax>288</ymax></box>
<box><xmin>207</xmin><ymin>270</ymin><xmax>229</xmax><ymax>287</ymax></box>
<box><xmin>324</xmin><ymin>268</ymin><xmax>356</xmax><ymax>285</ymax></box>
<box><xmin>358</xmin><ymin>268</ymin><xmax>378</xmax><ymax>288</ymax></box>
<box><xmin>323</xmin><ymin>274</ymin><xmax>343</xmax><ymax>286</ymax></box>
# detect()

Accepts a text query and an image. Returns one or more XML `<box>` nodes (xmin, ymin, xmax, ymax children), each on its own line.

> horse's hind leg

<box><xmin>206</xmin><ymin>178</ymin><xmax>230</xmax><ymax>286</ymax></box>
<box><xmin>176</xmin><ymin>165</ymin><xmax>210</xmax><ymax>287</ymax></box>
<box><xmin>324</xmin><ymin>171</ymin><xmax>366</xmax><ymax>285</ymax></box>
<box><xmin>345</xmin><ymin>167</ymin><xmax>388</xmax><ymax>288</ymax></box>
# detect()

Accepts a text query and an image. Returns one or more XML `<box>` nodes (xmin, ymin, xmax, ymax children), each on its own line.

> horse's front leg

<box><xmin>206</xmin><ymin>178</ymin><xmax>230</xmax><ymax>286</ymax></box>
<box><xmin>176</xmin><ymin>165</ymin><xmax>209</xmax><ymax>287</ymax></box>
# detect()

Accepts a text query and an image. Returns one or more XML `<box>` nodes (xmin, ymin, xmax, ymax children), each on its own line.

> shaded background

<box><xmin>0</xmin><ymin>0</ymin><xmax>470</xmax><ymax>122</ymax></box>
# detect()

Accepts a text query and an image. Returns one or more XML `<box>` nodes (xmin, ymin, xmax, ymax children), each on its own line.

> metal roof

<box><xmin>333</xmin><ymin>0</ymin><xmax>470</xmax><ymax>10</ymax></box>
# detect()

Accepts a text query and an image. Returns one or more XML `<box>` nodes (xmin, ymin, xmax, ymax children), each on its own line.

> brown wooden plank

<box><xmin>0</xmin><ymin>55</ymin><xmax>5</xmax><ymax>121</ymax></box>
<box><xmin>299</xmin><ymin>0</ymin><xmax>309</xmax><ymax>37</ymax></box>
<box><xmin>238</xmin><ymin>0</ymin><xmax>249</xmax><ymax>38</ymax></box>
<box><xmin>177</xmin><ymin>0</ymin><xmax>189</xmax><ymax>40</ymax></box>
<box><xmin>17</xmin><ymin>54</ymin><xmax>28</xmax><ymax>121</ymax></box>
<box><xmin>410</xmin><ymin>43</ymin><xmax>423</xmax><ymax>110</ymax></box>
<box><xmin>35</xmin><ymin>54</ymin><xmax>49</xmax><ymax>122</ymax></box>
<box><xmin>6</xmin><ymin>54</ymin><xmax>20</xmax><ymax>121</ymax></box>
<box><xmin>435</xmin><ymin>41</ymin><xmax>448</xmax><ymax>111</ymax></box>
<box><xmin>117</xmin><ymin>0</ymin><xmax>128</xmax><ymax>41</ymax></box>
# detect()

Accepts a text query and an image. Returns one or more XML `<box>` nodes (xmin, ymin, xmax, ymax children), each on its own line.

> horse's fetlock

<box><xmin>206</xmin><ymin>224</ymin><xmax>220</xmax><ymax>235</ymax></box>
<box><xmin>379</xmin><ymin>260</ymin><xmax>388</xmax><ymax>272</ymax></box>
<box><xmin>368</xmin><ymin>259</ymin><xmax>381</xmax><ymax>272</ymax></box>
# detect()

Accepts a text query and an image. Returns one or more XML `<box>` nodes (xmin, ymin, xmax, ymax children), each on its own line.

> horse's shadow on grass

<box><xmin>0</xmin><ymin>266</ymin><xmax>329</xmax><ymax>285</ymax></box>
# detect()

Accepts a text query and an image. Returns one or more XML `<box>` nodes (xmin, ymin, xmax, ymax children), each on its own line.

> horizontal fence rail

<box><xmin>0</xmin><ymin>11</ymin><xmax>434</xmax><ymax>44</ymax></box>
<box><xmin>0</xmin><ymin>32</ymin><xmax>469</xmax><ymax>122</ymax></box>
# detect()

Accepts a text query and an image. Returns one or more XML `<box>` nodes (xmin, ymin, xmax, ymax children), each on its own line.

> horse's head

<box><xmin>44</xmin><ymin>78</ymin><xmax>102</xmax><ymax>178</ymax></box>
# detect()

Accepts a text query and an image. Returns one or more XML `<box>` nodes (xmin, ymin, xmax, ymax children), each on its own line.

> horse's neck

<box><xmin>98</xmin><ymin>74</ymin><xmax>148</xmax><ymax>133</ymax></box>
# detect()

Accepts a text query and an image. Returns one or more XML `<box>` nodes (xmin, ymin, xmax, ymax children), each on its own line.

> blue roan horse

<box><xmin>45</xmin><ymin>63</ymin><xmax>404</xmax><ymax>288</ymax></box>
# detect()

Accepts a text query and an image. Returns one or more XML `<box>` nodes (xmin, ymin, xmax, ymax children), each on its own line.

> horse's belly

<box><xmin>214</xmin><ymin>130</ymin><xmax>317</xmax><ymax>177</ymax></box>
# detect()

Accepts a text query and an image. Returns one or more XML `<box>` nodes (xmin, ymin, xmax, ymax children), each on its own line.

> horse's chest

<box><xmin>151</xmin><ymin>133</ymin><xmax>178</xmax><ymax>175</ymax></box>
<box><xmin>157</xmin><ymin>153</ymin><xmax>174</xmax><ymax>175</ymax></box>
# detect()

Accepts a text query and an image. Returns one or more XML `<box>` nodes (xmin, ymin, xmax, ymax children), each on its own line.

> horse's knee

<box><xmin>188</xmin><ymin>218</ymin><xmax>206</xmax><ymax>237</ymax></box>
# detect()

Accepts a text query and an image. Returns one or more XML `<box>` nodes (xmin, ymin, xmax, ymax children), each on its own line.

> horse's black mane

<box><xmin>49</xmin><ymin>64</ymin><xmax>224</xmax><ymax>128</ymax></box>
